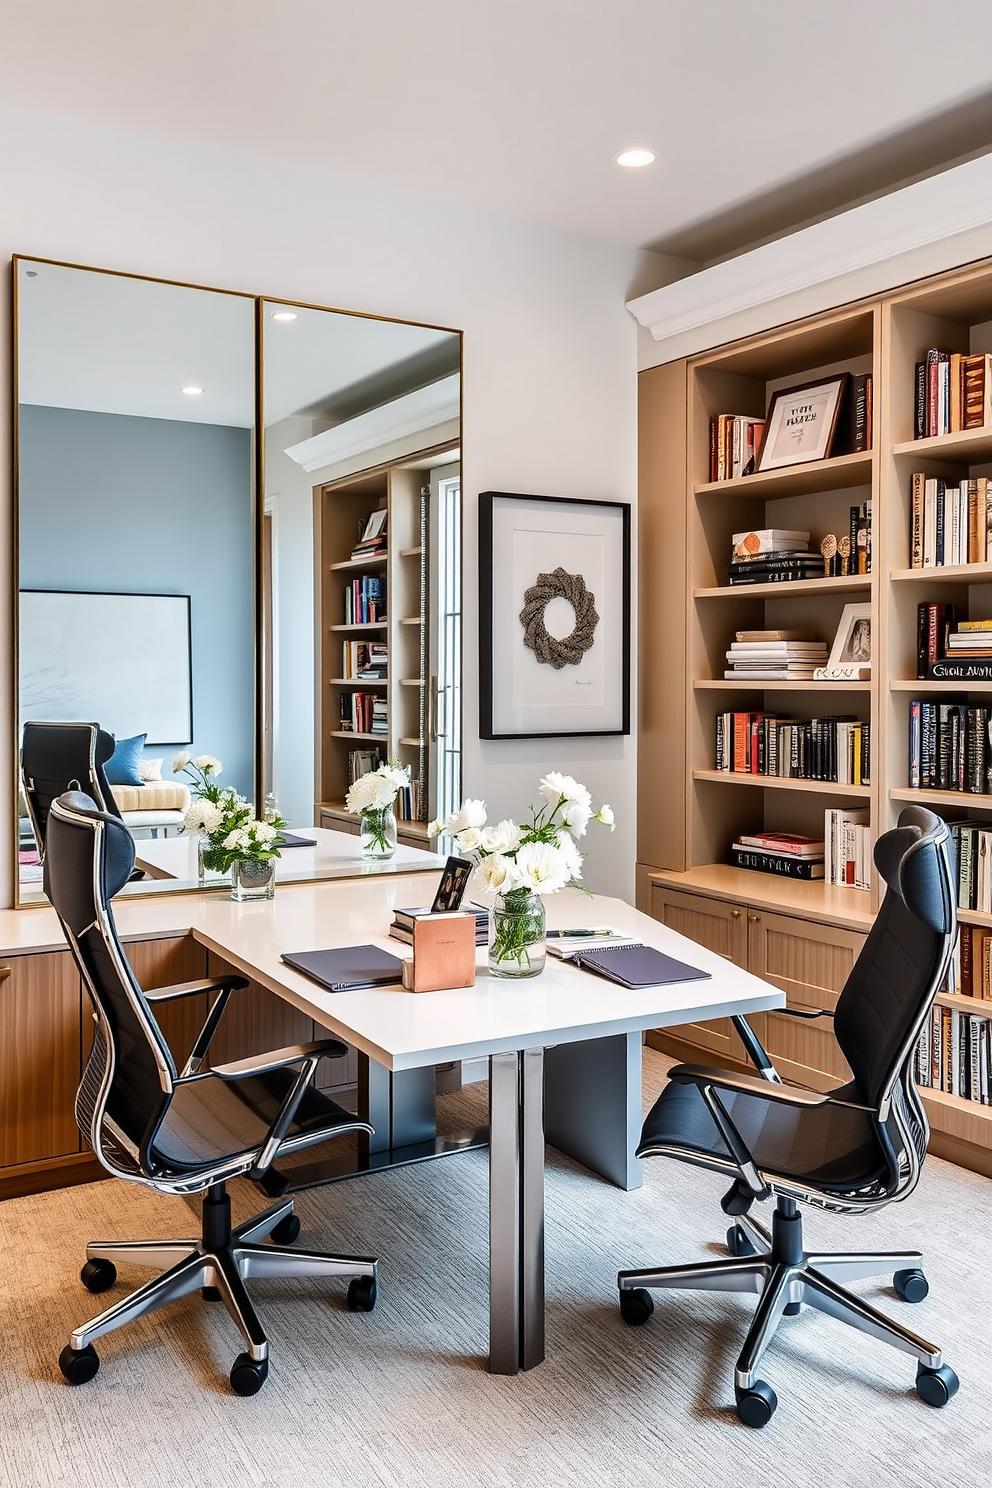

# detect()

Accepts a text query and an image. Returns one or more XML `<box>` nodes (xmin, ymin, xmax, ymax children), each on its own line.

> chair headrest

<box><xmin>54</xmin><ymin>789</ymin><xmax>136</xmax><ymax>900</ymax></box>
<box><xmin>873</xmin><ymin>805</ymin><xmax>953</xmax><ymax>934</ymax></box>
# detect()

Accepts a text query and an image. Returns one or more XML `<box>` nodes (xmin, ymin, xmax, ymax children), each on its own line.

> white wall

<box><xmin>0</xmin><ymin>105</ymin><xmax>650</xmax><ymax>905</ymax></box>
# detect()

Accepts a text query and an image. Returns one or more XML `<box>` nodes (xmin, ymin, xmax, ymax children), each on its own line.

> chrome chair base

<box><xmin>65</xmin><ymin>1192</ymin><xmax>376</xmax><ymax>1387</ymax></box>
<box><xmin>618</xmin><ymin>1198</ymin><xmax>957</xmax><ymax>1423</ymax></box>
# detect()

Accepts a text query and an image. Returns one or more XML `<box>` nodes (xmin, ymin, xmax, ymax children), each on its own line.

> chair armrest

<box><xmin>208</xmin><ymin>1038</ymin><xmax>348</xmax><ymax>1081</ymax></box>
<box><xmin>669</xmin><ymin>1064</ymin><xmax>830</xmax><ymax>1108</ymax></box>
<box><xmin>145</xmin><ymin>975</ymin><xmax>249</xmax><ymax>1003</ymax></box>
<box><xmin>776</xmin><ymin>1004</ymin><xmax>834</xmax><ymax>1021</ymax></box>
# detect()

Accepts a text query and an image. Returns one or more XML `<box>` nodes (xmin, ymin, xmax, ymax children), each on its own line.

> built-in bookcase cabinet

<box><xmin>639</xmin><ymin>257</ymin><xmax>992</xmax><ymax>1179</ymax></box>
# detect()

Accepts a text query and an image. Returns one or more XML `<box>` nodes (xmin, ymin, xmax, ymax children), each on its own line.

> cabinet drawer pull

<box><xmin>747</xmin><ymin>914</ymin><xmax>760</xmax><ymax>924</ymax></box>
<box><xmin>0</xmin><ymin>966</ymin><xmax>11</xmax><ymax>982</ymax></box>
<box><xmin>730</xmin><ymin>909</ymin><xmax>742</xmax><ymax>919</ymax></box>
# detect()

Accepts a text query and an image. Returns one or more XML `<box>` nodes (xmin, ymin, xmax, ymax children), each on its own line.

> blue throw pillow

<box><xmin>105</xmin><ymin>733</ymin><xmax>147</xmax><ymax>786</ymax></box>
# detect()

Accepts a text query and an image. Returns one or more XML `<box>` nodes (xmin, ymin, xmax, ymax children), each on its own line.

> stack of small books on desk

<box><xmin>389</xmin><ymin>905</ymin><xmax>489</xmax><ymax>945</ymax></box>
<box><xmin>728</xmin><ymin>529</ymin><xmax>822</xmax><ymax>586</ymax></box>
<box><xmin>729</xmin><ymin>831</ymin><xmax>825</xmax><ymax>880</ymax></box>
<box><xmin>724</xmin><ymin>629</ymin><xmax>827</xmax><ymax>680</ymax></box>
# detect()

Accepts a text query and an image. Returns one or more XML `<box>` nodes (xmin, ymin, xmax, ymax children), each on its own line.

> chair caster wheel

<box><xmin>894</xmin><ymin>1268</ymin><xmax>928</xmax><ymax>1303</ymax></box>
<box><xmin>618</xmin><ymin>1287</ymin><xmax>654</xmax><ymax>1326</ymax></box>
<box><xmin>347</xmin><ymin>1276</ymin><xmax>377</xmax><ymax>1312</ymax></box>
<box><xmin>80</xmin><ymin>1258</ymin><xmax>117</xmax><ymax>1293</ymax></box>
<box><xmin>726</xmin><ymin>1225</ymin><xmax>756</xmax><ymax>1257</ymax></box>
<box><xmin>735</xmin><ymin>1379</ymin><xmax>777</xmax><ymax>1427</ymax></box>
<box><xmin>59</xmin><ymin>1343</ymin><xmax>100</xmax><ymax>1385</ymax></box>
<box><xmin>270</xmin><ymin>1213</ymin><xmax>301</xmax><ymax>1246</ymax></box>
<box><xmin>230</xmin><ymin>1353</ymin><xmax>268</xmax><ymax>1396</ymax></box>
<box><xmin>916</xmin><ymin>1362</ymin><xmax>959</xmax><ymax>1407</ymax></box>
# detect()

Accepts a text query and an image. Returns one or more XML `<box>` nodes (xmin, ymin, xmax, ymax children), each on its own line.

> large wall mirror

<box><xmin>12</xmin><ymin>258</ymin><xmax>462</xmax><ymax>905</ymax></box>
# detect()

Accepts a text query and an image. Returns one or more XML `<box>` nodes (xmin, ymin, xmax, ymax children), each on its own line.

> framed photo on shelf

<box><xmin>479</xmin><ymin>491</ymin><xmax>631</xmax><ymax>739</ymax></box>
<box><xmin>820</xmin><ymin>602</ymin><xmax>872</xmax><ymax>677</ymax></box>
<box><xmin>756</xmin><ymin>373</ymin><xmax>850</xmax><ymax>471</ymax></box>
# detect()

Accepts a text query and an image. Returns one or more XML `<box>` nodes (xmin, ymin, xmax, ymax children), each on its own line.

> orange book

<box><xmin>403</xmin><ymin>913</ymin><xmax>477</xmax><ymax>993</ymax></box>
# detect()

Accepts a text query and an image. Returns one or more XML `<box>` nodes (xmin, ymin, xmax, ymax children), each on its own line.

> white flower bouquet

<box><xmin>345</xmin><ymin>761</ymin><xmax>411</xmax><ymax>856</ymax></box>
<box><xmin>174</xmin><ymin>753</ymin><xmax>286</xmax><ymax>873</ymax></box>
<box><xmin>429</xmin><ymin>773</ymin><xmax>614</xmax><ymax>972</ymax></box>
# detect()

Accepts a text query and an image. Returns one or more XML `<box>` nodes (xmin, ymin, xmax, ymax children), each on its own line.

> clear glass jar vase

<box><xmin>197</xmin><ymin>833</ymin><xmax>229</xmax><ymax>885</ymax></box>
<box><xmin>230</xmin><ymin>857</ymin><xmax>276</xmax><ymax>902</ymax></box>
<box><xmin>361</xmin><ymin>806</ymin><xmax>397</xmax><ymax>859</ymax></box>
<box><xmin>488</xmin><ymin>889</ymin><xmax>546</xmax><ymax>978</ymax></box>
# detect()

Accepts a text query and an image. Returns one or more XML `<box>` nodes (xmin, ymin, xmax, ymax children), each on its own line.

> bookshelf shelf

<box><xmin>893</xmin><ymin>426</ymin><xmax>992</xmax><ymax>462</ymax></box>
<box><xmin>693</xmin><ymin>449</ymin><xmax>873</xmax><ymax>502</ymax></box>
<box><xmin>935</xmin><ymin>988</ymin><xmax>992</xmax><ymax>1016</ymax></box>
<box><xmin>694</xmin><ymin>574</ymin><xmax>871</xmax><ymax>601</ymax></box>
<box><xmin>648</xmin><ymin>866</ymin><xmax>873</xmax><ymax>932</ymax></box>
<box><xmin>400</xmin><ymin>616</ymin><xmax>423</xmax><ymax>626</ymax></box>
<box><xmin>330</xmin><ymin>621</ymin><xmax>388</xmax><ymax>633</ymax></box>
<box><xmin>330</xmin><ymin>730</ymin><xmax>387</xmax><ymax>743</ymax></box>
<box><xmin>890</xmin><ymin>786</ymin><xmax>992</xmax><ymax>809</ymax></box>
<box><xmin>891</xmin><ymin>679</ymin><xmax>992</xmax><ymax>692</ymax></box>
<box><xmin>328</xmin><ymin>678</ymin><xmax>387</xmax><ymax>688</ymax></box>
<box><xmin>695</xmin><ymin>679</ymin><xmax>871</xmax><ymax>692</ymax></box>
<box><xmin>918</xmin><ymin>1086</ymin><xmax>992</xmax><ymax>1144</ymax></box>
<box><xmin>399</xmin><ymin>545</ymin><xmax>423</xmax><ymax>558</ymax></box>
<box><xmin>693</xmin><ymin>769</ymin><xmax>870</xmax><ymax>797</ymax></box>
<box><xmin>328</xmin><ymin>554</ymin><xmax>387</xmax><ymax>572</ymax></box>
<box><xmin>398</xmin><ymin>736</ymin><xmax>424</xmax><ymax>748</ymax></box>
<box><xmin>890</xmin><ymin>562</ymin><xmax>992</xmax><ymax>583</ymax></box>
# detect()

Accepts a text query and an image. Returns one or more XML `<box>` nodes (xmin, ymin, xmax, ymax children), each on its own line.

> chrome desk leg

<box><xmin>489</xmin><ymin>1047</ymin><xmax>545</xmax><ymax>1374</ymax></box>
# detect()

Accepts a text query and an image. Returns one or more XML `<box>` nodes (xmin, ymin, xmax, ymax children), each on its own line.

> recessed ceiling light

<box><xmin>271</xmin><ymin>310</ymin><xmax>298</xmax><ymax>322</ymax></box>
<box><xmin>181</xmin><ymin>385</ymin><xmax>203</xmax><ymax>396</ymax></box>
<box><xmin>615</xmin><ymin>148</ymin><xmax>656</xmax><ymax>169</ymax></box>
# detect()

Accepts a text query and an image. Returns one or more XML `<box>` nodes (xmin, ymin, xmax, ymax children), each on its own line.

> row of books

<box><xmin>338</xmin><ymin>691</ymin><xmax>388</xmax><ymax>735</ymax></box>
<box><xmin>343</xmin><ymin>575</ymin><xmax>386</xmax><ymax>625</ymax></box>
<box><xmin>727</xmin><ymin>529</ymin><xmax>823</xmax><ymax>583</ymax></box>
<box><xmin>949</xmin><ymin>825</ymin><xmax>992</xmax><ymax>916</ymax></box>
<box><xmin>350</xmin><ymin>507</ymin><xmax>388</xmax><ymax>560</ymax></box>
<box><xmin>724</xmin><ymin>634</ymin><xmax>827</xmax><ymax>680</ymax></box>
<box><xmin>914</xmin><ymin>1003</ymin><xmax>991</xmax><ymax>1105</ymax></box>
<box><xmin>346</xmin><ymin>747</ymin><xmax>385</xmax><ymax>784</ymax></box>
<box><xmin>917</xmin><ymin>605</ymin><xmax>992</xmax><ymax>680</ymax></box>
<box><xmin>914</xmin><ymin>349</ymin><xmax>992</xmax><ymax>439</ymax></box>
<box><xmin>908</xmin><ymin>701</ymin><xmax>992</xmax><ymax>793</ymax></box>
<box><xmin>709</xmin><ymin>415</ymin><xmax>765</xmax><ymax>481</ymax></box>
<box><xmin>729</xmin><ymin>832</ymin><xmax>824</xmax><ymax>880</ymax></box>
<box><xmin>909</xmin><ymin>475</ymin><xmax>992</xmax><ymax>569</ymax></box>
<box><xmin>341</xmin><ymin>640</ymin><xmax>388</xmax><ymax>680</ymax></box>
<box><xmin>394</xmin><ymin>779</ymin><xmax>423</xmax><ymax>823</ymax></box>
<box><xmin>946</xmin><ymin>922</ymin><xmax>992</xmax><ymax>997</ymax></box>
<box><xmin>714</xmin><ymin>712</ymin><xmax>870</xmax><ymax>785</ymax></box>
<box><xmin>824</xmin><ymin>807</ymin><xmax>871</xmax><ymax>888</ymax></box>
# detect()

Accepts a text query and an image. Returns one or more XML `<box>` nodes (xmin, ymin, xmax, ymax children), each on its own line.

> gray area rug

<box><xmin>1</xmin><ymin>1050</ymin><xmax>990</xmax><ymax>1488</ymax></box>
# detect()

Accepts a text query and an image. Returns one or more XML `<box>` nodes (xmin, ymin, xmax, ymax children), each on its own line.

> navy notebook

<box><xmin>281</xmin><ymin>944</ymin><xmax>404</xmax><ymax>992</ymax></box>
<box><xmin>274</xmin><ymin>832</ymin><xmax>317</xmax><ymax>849</ymax></box>
<box><xmin>570</xmin><ymin>944</ymin><xmax>710</xmax><ymax>990</ymax></box>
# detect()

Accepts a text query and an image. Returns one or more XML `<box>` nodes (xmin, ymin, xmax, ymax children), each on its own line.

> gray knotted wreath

<box><xmin>519</xmin><ymin>566</ymin><xmax>599</xmax><ymax>670</ymax></box>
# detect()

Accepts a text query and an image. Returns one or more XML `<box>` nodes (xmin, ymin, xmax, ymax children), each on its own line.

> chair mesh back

<box><xmin>834</xmin><ymin>808</ymin><xmax>954</xmax><ymax>1110</ymax></box>
<box><xmin>21</xmin><ymin>721</ymin><xmax>120</xmax><ymax>857</ymax></box>
<box><xmin>45</xmin><ymin>793</ymin><xmax>175</xmax><ymax>1157</ymax></box>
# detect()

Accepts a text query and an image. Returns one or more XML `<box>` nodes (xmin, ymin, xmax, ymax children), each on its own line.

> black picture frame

<box><xmin>479</xmin><ymin>491</ymin><xmax>631</xmax><ymax>739</ymax></box>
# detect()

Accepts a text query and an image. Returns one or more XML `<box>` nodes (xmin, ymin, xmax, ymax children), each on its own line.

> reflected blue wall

<box><xmin>18</xmin><ymin>404</ymin><xmax>254</xmax><ymax>800</ymax></box>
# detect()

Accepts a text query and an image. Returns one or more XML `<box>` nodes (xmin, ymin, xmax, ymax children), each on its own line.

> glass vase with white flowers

<box><xmin>345</xmin><ymin>761</ymin><xmax>411</xmax><ymax>858</ymax></box>
<box><xmin>429</xmin><ymin>773</ymin><xmax>615</xmax><ymax>978</ymax></box>
<box><xmin>174</xmin><ymin>752</ymin><xmax>286</xmax><ymax>899</ymax></box>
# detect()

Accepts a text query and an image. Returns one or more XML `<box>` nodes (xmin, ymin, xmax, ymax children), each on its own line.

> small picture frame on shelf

<box><xmin>756</xmin><ymin>373</ymin><xmax>850</xmax><ymax>472</ymax></box>
<box><xmin>814</xmin><ymin>602</ymin><xmax>872</xmax><ymax>680</ymax></box>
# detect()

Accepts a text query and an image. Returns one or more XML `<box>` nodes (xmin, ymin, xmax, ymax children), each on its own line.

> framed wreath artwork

<box><xmin>479</xmin><ymin>492</ymin><xmax>631</xmax><ymax>738</ymax></box>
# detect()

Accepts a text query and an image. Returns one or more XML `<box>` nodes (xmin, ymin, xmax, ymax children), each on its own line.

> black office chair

<box><xmin>46</xmin><ymin>790</ymin><xmax>378</xmax><ymax>1396</ymax></box>
<box><xmin>618</xmin><ymin>805</ymin><xmax>960</xmax><ymax>1426</ymax></box>
<box><xmin>21</xmin><ymin>720</ymin><xmax>121</xmax><ymax>860</ymax></box>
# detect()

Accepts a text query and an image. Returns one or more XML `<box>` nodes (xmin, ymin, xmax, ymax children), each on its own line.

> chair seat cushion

<box><xmin>638</xmin><ymin>1076</ymin><xmax>889</xmax><ymax>1192</ymax></box>
<box><xmin>150</xmin><ymin>1065</ymin><xmax>354</xmax><ymax>1176</ymax></box>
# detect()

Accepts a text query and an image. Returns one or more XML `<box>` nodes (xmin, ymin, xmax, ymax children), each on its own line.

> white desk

<box><xmin>134</xmin><ymin>825</ymin><xmax>444</xmax><ymax>886</ymax></box>
<box><xmin>162</xmin><ymin>876</ymin><xmax>785</xmax><ymax>1375</ymax></box>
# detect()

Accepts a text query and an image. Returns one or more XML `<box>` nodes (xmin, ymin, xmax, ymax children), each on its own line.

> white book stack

<box><xmin>824</xmin><ymin>807</ymin><xmax>871</xmax><ymax>889</ymax></box>
<box><xmin>725</xmin><ymin>639</ymin><xmax>828</xmax><ymax>680</ymax></box>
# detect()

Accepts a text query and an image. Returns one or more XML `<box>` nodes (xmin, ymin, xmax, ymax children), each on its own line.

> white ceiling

<box><xmin>5</xmin><ymin>1</ymin><xmax>992</xmax><ymax>258</ymax></box>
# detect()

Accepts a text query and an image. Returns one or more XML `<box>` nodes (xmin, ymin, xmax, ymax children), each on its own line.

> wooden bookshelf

<box><xmin>639</xmin><ymin>256</ymin><xmax>992</xmax><ymax>1177</ymax></box>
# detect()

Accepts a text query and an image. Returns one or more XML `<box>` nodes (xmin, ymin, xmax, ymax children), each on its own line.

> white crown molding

<box><xmin>285</xmin><ymin>374</ymin><xmax>460</xmax><ymax>475</ymax></box>
<box><xmin>628</xmin><ymin>154</ymin><xmax>992</xmax><ymax>363</ymax></box>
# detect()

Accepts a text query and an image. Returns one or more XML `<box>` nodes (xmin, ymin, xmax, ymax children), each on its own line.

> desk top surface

<box><xmin>2</xmin><ymin>875</ymin><xmax>784</xmax><ymax>1069</ymax></box>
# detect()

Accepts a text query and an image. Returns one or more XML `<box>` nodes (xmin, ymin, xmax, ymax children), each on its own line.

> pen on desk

<box><xmin>547</xmin><ymin>928</ymin><xmax>618</xmax><ymax>939</ymax></box>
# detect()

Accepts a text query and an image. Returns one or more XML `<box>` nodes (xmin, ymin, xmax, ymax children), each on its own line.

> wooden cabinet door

<box><xmin>648</xmin><ymin>885</ymin><xmax>750</xmax><ymax>1059</ymax></box>
<box><xmin>0</xmin><ymin>951</ymin><xmax>81</xmax><ymax>1167</ymax></box>
<box><xmin>746</xmin><ymin>910</ymin><xmax>865</xmax><ymax>1090</ymax></box>
<box><xmin>123</xmin><ymin>935</ymin><xmax>209</xmax><ymax>1072</ymax></box>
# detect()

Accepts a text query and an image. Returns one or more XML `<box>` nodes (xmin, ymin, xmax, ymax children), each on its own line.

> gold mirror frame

<box><xmin>10</xmin><ymin>256</ymin><xmax>462</xmax><ymax>907</ymax></box>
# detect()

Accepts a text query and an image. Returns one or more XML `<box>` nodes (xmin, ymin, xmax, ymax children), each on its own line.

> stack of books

<box><xmin>344</xmin><ymin>575</ymin><xmax>386</xmax><ymax>625</ymax></box>
<box><xmin>909</xmin><ymin>474</ymin><xmax>992</xmax><ymax>568</ymax></box>
<box><xmin>709</xmin><ymin>414</ymin><xmax>766</xmax><ymax>481</ymax></box>
<box><xmin>347</xmin><ymin>747</ymin><xmax>384</xmax><ymax>783</ymax></box>
<box><xmin>389</xmin><ymin>905</ymin><xmax>489</xmax><ymax>946</ymax></box>
<box><xmin>824</xmin><ymin>808</ymin><xmax>871</xmax><ymax>888</ymax></box>
<box><xmin>724</xmin><ymin>630</ymin><xmax>826</xmax><ymax>679</ymax></box>
<box><xmin>728</xmin><ymin>528</ymin><xmax>822</xmax><ymax>586</ymax></box>
<box><xmin>338</xmin><ymin>691</ymin><xmax>388</xmax><ymax>735</ymax></box>
<box><xmin>914</xmin><ymin>350</ymin><xmax>992</xmax><ymax>439</ymax></box>
<box><xmin>715</xmin><ymin>712</ymin><xmax>868</xmax><ymax>784</ymax></box>
<box><xmin>351</xmin><ymin>508</ymin><xmax>388</xmax><ymax>560</ymax></box>
<box><xmin>917</xmin><ymin>606</ymin><xmax>992</xmax><ymax>681</ymax></box>
<box><xmin>394</xmin><ymin>778</ymin><xmax>423</xmax><ymax>822</ymax></box>
<box><xmin>909</xmin><ymin>699</ymin><xmax>992</xmax><ymax>792</ymax></box>
<box><xmin>949</xmin><ymin>824</ymin><xmax>992</xmax><ymax>916</ymax></box>
<box><xmin>342</xmin><ymin>640</ymin><xmax>388</xmax><ymax>679</ymax></box>
<box><xmin>729</xmin><ymin>832</ymin><xmax>825</xmax><ymax>880</ymax></box>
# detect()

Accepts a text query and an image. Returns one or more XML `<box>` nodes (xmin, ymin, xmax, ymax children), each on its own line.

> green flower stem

<box><xmin>362</xmin><ymin>808</ymin><xmax>392</xmax><ymax>853</ymax></box>
<box><xmin>490</xmin><ymin>889</ymin><xmax>545</xmax><ymax>968</ymax></box>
